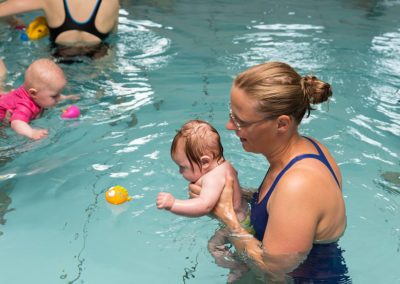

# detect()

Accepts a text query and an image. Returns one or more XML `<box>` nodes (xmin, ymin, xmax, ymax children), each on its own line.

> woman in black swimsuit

<box><xmin>0</xmin><ymin>0</ymin><xmax>119</xmax><ymax>59</ymax></box>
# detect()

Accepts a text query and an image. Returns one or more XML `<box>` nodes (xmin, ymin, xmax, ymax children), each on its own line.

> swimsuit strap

<box><xmin>303</xmin><ymin>136</ymin><xmax>341</xmax><ymax>188</ymax></box>
<box><xmin>49</xmin><ymin>0</ymin><xmax>108</xmax><ymax>42</ymax></box>
<box><xmin>65</xmin><ymin>0</ymin><xmax>101</xmax><ymax>25</ymax></box>
<box><xmin>261</xmin><ymin>136</ymin><xmax>340</xmax><ymax>202</ymax></box>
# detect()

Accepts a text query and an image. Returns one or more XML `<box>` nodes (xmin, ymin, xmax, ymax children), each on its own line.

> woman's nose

<box><xmin>226</xmin><ymin>118</ymin><xmax>237</xmax><ymax>130</ymax></box>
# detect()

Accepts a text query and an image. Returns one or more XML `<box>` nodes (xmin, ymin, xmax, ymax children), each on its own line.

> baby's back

<box><xmin>212</xmin><ymin>160</ymin><xmax>249</xmax><ymax>223</ymax></box>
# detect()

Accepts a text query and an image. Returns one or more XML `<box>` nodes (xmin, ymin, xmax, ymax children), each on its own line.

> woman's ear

<box><xmin>276</xmin><ymin>115</ymin><xmax>291</xmax><ymax>133</ymax></box>
<box><xmin>200</xmin><ymin>155</ymin><xmax>211</xmax><ymax>171</ymax></box>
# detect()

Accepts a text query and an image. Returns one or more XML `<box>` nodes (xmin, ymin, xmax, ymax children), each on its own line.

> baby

<box><xmin>0</xmin><ymin>58</ymin><xmax>79</xmax><ymax>140</ymax></box>
<box><xmin>157</xmin><ymin>120</ymin><xmax>253</xmax><ymax>282</ymax></box>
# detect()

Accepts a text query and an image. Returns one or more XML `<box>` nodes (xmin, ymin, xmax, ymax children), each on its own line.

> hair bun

<box><xmin>303</xmin><ymin>75</ymin><xmax>332</xmax><ymax>104</ymax></box>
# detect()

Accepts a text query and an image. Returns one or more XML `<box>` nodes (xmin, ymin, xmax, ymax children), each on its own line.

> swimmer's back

<box><xmin>43</xmin><ymin>0</ymin><xmax>119</xmax><ymax>45</ymax></box>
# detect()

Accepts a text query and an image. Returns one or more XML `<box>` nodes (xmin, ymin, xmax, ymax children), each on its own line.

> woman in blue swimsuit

<box><xmin>191</xmin><ymin>62</ymin><xmax>349</xmax><ymax>282</ymax></box>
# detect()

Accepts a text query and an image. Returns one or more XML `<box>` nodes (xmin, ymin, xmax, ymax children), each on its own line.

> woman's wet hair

<box><xmin>171</xmin><ymin>120</ymin><xmax>224</xmax><ymax>170</ymax></box>
<box><xmin>233</xmin><ymin>61</ymin><xmax>332</xmax><ymax>124</ymax></box>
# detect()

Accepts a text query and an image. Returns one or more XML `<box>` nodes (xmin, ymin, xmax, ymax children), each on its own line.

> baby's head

<box><xmin>171</xmin><ymin>120</ymin><xmax>224</xmax><ymax>182</ymax></box>
<box><xmin>24</xmin><ymin>58</ymin><xmax>66</xmax><ymax>108</ymax></box>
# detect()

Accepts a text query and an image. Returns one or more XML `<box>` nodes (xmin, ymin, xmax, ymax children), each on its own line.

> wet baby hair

<box><xmin>171</xmin><ymin>120</ymin><xmax>224</xmax><ymax>170</ymax></box>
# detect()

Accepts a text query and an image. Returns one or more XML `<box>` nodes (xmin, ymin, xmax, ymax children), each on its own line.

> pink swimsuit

<box><xmin>0</xmin><ymin>85</ymin><xmax>41</xmax><ymax>123</ymax></box>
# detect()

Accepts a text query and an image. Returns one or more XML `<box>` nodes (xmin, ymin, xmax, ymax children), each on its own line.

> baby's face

<box><xmin>33</xmin><ymin>89</ymin><xmax>61</xmax><ymax>108</ymax></box>
<box><xmin>171</xmin><ymin>140</ymin><xmax>203</xmax><ymax>183</ymax></box>
<box><xmin>32</xmin><ymin>82</ymin><xmax>65</xmax><ymax>108</ymax></box>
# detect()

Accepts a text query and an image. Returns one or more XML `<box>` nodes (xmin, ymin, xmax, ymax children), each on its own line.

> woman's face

<box><xmin>226</xmin><ymin>85</ymin><xmax>275</xmax><ymax>154</ymax></box>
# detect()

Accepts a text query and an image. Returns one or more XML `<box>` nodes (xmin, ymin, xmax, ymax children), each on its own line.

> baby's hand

<box><xmin>156</xmin><ymin>192</ymin><xmax>175</xmax><ymax>210</ymax></box>
<box><xmin>61</xmin><ymin>94</ymin><xmax>80</xmax><ymax>100</ymax></box>
<box><xmin>68</xmin><ymin>94</ymin><xmax>80</xmax><ymax>100</ymax></box>
<box><xmin>31</xmin><ymin>129</ymin><xmax>49</xmax><ymax>140</ymax></box>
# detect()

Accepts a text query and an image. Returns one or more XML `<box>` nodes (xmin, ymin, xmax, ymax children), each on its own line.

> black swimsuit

<box><xmin>48</xmin><ymin>0</ymin><xmax>109</xmax><ymax>43</ymax></box>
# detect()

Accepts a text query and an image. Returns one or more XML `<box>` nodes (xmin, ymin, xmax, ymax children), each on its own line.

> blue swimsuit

<box><xmin>250</xmin><ymin>137</ymin><xmax>350</xmax><ymax>281</ymax></box>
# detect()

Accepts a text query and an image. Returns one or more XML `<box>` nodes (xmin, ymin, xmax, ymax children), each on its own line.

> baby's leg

<box><xmin>208</xmin><ymin>228</ymin><xmax>235</xmax><ymax>268</ymax></box>
<box><xmin>208</xmin><ymin>227</ymin><xmax>249</xmax><ymax>283</ymax></box>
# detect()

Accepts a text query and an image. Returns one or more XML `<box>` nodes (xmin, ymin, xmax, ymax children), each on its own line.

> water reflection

<box><xmin>380</xmin><ymin>169</ymin><xmax>400</xmax><ymax>195</ymax></box>
<box><xmin>1</xmin><ymin>0</ymin><xmax>400</xmax><ymax>283</ymax></box>
<box><xmin>225</xmin><ymin>22</ymin><xmax>329</xmax><ymax>71</ymax></box>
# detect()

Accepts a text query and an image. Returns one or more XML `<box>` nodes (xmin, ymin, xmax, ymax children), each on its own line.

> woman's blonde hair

<box><xmin>234</xmin><ymin>61</ymin><xmax>332</xmax><ymax>124</ymax></box>
<box><xmin>171</xmin><ymin>120</ymin><xmax>224</xmax><ymax>170</ymax></box>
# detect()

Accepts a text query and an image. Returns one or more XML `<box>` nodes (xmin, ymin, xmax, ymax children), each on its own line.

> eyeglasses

<box><xmin>228</xmin><ymin>103</ymin><xmax>269</xmax><ymax>130</ymax></box>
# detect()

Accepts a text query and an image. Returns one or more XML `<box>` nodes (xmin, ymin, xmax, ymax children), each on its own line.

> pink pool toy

<box><xmin>61</xmin><ymin>105</ymin><xmax>80</xmax><ymax>118</ymax></box>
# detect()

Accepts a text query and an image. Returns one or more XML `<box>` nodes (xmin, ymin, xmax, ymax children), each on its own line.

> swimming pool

<box><xmin>1</xmin><ymin>0</ymin><xmax>400</xmax><ymax>283</ymax></box>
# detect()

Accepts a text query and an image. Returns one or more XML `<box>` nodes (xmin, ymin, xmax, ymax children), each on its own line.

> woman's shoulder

<box><xmin>302</xmin><ymin>136</ymin><xmax>342</xmax><ymax>187</ymax></box>
<box><xmin>302</xmin><ymin>136</ymin><xmax>336</xmax><ymax>162</ymax></box>
<box><xmin>270</xmin><ymin>157</ymin><xmax>340</xmax><ymax>212</ymax></box>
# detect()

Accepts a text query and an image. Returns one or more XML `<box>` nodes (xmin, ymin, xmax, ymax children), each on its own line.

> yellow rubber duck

<box><xmin>105</xmin><ymin>186</ymin><xmax>132</xmax><ymax>205</ymax></box>
<box><xmin>23</xmin><ymin>16</ymin><xmax>49</xmax><ymax>40</ymax></box>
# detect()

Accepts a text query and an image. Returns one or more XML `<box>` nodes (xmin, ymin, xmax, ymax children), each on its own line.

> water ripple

<box><xmin>224</xmin><ymin>21</ymin><xmax>330</xmax><ymax>71</ymax></box>
<box><xmin>347</xmin><ymin>126</ymin><xmax>399</xmax><ymax>158</ymax></box>
<box><xmin>371</xmin><ymin>28</ymin><xmax>400</xmax><ymax>55</ymax></box>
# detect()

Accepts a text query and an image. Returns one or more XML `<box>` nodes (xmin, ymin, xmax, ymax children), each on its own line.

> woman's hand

<box><xmin>189</xmin><ymin>176</ymin><xmax>237</xmax><ymax>225</ymax></box>
<box><xmin>212</xmin><ymin>175</ymin><xmax>237</xmax><ymax>225</ymax></box>
<box><xmin>241</xmin><ymin>187</ymin><xmax>257</xmax><ymax>202</ymax></box>
<box><xmin>188</xmin><ymin>183</ymin><xmax>201</xmax><ymax>199</ymax></box>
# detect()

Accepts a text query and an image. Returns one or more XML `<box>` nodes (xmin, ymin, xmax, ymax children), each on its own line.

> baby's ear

<box><xmin>28</xmin><ymin>88</ymin><xmax>38</xmax><ymax>98</ymax></box>
<box><xmin>200</xmin><ymin>155</ymin><xmax>211</xmax><ymax>170</ymax></box>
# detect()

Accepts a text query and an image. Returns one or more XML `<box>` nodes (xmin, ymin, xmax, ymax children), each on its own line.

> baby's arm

<box><xmin>59</xmin><ymin>94</ymin><xmax>80</xmax><ymax>101</ymax></box>
<box><xmin>156</xmin><ymin>192</ymin><xmax>175</xmax><ymax>210</ymax></box>
<box><xmin>157</xmin><ymin>176</ymin><xmax>225</xmax><ymax>217</ymax></box>
<box><xmin>11</xmin><ymin>120</ymin><xmax>48</xmax><ymax>140</ymax></box>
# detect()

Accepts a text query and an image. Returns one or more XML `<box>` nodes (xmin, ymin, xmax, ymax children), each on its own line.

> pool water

<box><xmin>1</xmin><ymin>0</ymin><xmax>400</xmax><ymax>283</ymax></box>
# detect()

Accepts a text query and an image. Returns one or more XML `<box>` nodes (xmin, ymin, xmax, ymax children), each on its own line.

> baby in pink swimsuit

<box><xmin>0</xmin><ymin>58</ymin><xmax>79</xmax><ymax>140</ymax></box>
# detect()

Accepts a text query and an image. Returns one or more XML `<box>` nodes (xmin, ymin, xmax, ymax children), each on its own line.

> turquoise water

<box><xmin>1</xmin><ymin>0</ymin><xmax>400</xmax><ymax>283</ymax></box>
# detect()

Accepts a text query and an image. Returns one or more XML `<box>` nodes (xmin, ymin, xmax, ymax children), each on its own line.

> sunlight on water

<box><xmin>1</xmin><ymin>1</ymin><xmax>400</xmax><ymax>283</ymax></box>
<box><xmin>228</xmin><ymin>21</ymin><xmax>330</xmax><ymax>71</ymax></box>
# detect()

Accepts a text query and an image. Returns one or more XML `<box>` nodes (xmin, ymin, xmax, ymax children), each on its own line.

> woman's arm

<box><xmin>0</xmin><ymin>58</ymin><xmax>6</xmax><ymax>78</ymax></box>
<box><xmin>208</xmin><ymin>176</ymin><xmax>268</xmax><ymax>268</ymax></box>
<box><xmin>190</xmin><ymin>176</ymin><xmax>268</xmax><ymax>269</ymax></box>
<box><xmin>0</xmin><ymin>58</ymin><xmax>7</xmax><ymax>93</ymax></box>
<box><xmin>260</xmin><ymin>170</ymin><xmax>317</xmax><ymax>254</ymax></box>
<box><xmin>197</xmin><ymin>175</ymin><xmax>312</xmax><ymax>279</ymax></box>
<box><xmin>0</xmin><ymin>0</ymin><xmax>43</xmax><ymax>18</ymax></box>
